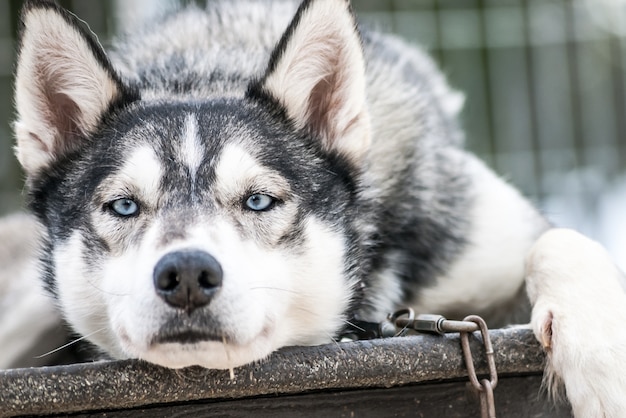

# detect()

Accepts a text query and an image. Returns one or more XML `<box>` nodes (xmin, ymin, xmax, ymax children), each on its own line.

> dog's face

<box><xmin>15</xmin><ymin>0</ymin><xmax>371</xmax><ymax>368</ymax></box>
<box><xmin>49</xmin><ymin>102</ymin><xmax>358</xmax><ymax>368</ymax></box>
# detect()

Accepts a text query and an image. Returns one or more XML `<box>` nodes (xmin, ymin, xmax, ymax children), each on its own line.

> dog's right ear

<box><xmin>14</xmin><ymin>1</ymin><xmax>137</xmax><ymax>177</ymax></box>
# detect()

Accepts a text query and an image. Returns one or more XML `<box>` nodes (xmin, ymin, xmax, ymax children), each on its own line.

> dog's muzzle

<box><xmin>153</xmin><ymin>250</ymin><xmax>223</xmax><ymax>313</ymax></box>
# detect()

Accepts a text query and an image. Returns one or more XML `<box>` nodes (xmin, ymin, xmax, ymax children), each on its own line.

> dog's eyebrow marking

<box><xmin>118</xmin><ymin>145</ymin><xmax>163</xmax><ymax>200</ymax></box>
<box><xmin>179</xmin><ymin>113</ymin><xmax>204</xmax><ymax>182</ymax></box>
<box><xmin>214</xmin><ymin>143</ymin><xmax>261</xmax><ymax>192</ymax></box>
<box><xmin>213</xmin><ymin>143</ymin><xmax>290</xmax><ymax>203</ymax></box>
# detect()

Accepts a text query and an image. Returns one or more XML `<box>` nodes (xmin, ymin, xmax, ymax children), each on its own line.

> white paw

<box><xmin>526</xmin><ymin>228</ymin><xmax>626</xmax><ymax>418</ymax></box>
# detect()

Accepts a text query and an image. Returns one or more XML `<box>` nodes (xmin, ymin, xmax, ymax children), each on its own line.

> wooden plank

<box><xmin>62</xmin><ymin>376</ymin><xmax>572</xmax><ymax>418</ymax></box>
<box><xmin>0</xmin><ymin>328</ymin><xmax>569</xmax><ymax>417</ymax></box>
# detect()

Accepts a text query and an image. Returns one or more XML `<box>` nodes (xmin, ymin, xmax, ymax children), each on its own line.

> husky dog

<box><xmin>9</xmin><ymin>0</ymin><xmax>626</xmax><ymax>415</ymax></box>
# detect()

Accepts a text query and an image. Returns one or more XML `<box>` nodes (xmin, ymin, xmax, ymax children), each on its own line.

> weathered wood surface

<box><xmin>61</xmin><ymin>377</ymin><xmax>571</xmax><ymax>418</ymax></box>
<box><xmin>0</xmin><ymin>328</ymin><xmax>572</xmax><ymax>417</ymax></box>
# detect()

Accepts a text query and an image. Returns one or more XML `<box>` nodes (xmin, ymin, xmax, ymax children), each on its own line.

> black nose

<box><xmin>153</xmin><ymin>250</ymin><xmax>223</xmax><ymax>313</ymax></box>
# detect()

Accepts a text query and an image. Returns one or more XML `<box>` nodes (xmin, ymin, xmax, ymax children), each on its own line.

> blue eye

<box><xmin>245</xmin><ymin>194</ymin><xmax>275</xmax><ymax>211</ymax></box>
<box><xmin>109</xmin><ymin>198</ymin><xmax>139</xmax><ymax>217</ymax></box>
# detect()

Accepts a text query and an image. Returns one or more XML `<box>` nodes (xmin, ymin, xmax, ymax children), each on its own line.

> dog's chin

<box><xmin>140</xmin><ymin>338</ymin><xmax>274</xmax><ymax>369</ymax></box>
<box><xmin>121</xmin><ymin>324</ymin><xmax>277</xmax><ymax>369</ymax></box>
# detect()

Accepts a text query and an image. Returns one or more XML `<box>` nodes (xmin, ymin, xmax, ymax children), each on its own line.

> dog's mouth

<box><xmin>152</xmin><ymin>329</ymin><xmax>226</xmax><ymax>345</ymax></box>
<box><xmin>150</xmin><ymin>316</ymin><xmax>233</xmax><ymax>346</ymax></box>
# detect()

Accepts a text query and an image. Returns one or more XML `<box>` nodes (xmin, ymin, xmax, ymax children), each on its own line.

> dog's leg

<box><xmin>526</xmin><ymin>228</ymin><xmax>626</xmax><ymax>418</ymax></box>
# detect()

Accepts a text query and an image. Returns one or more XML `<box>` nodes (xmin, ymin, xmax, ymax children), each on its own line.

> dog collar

<box><xmin>337</xmin><ymin>308</ymin><xmax>416</xmax><ymax>341</ymax></box>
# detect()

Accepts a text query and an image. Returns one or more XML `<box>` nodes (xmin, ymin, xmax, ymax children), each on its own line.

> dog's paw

<box><xmin>525</xmin><ymin>228</ymin><xmax>626</xmax><ymax>418</ymax></box>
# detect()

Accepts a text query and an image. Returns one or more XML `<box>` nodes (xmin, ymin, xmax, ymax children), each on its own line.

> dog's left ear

<box><xmin>248</xmin><ymin>0</ymin><xmax>370</xmax><ymax>165</ymax></box>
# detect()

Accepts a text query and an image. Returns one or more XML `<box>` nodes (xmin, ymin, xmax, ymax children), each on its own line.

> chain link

<box><xmin>390</xmin><ymin>310</ymin><xmax>498</xmax><ymax>418</ymax></box>
<box><xmin>459</xmin><ymin>315</ymin><xmax>497</xmax><ymax>418</ymax></box>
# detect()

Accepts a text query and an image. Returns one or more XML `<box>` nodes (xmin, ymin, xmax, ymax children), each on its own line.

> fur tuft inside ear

<box><xmin>14</xmin><ymin>1</ymin><xmax>136</xmax><ymax>176</ymax></box>
<box><xmin>248</xmin><ymin>0</ymin><xmax>370</xmax><ymax>164</ymax></box>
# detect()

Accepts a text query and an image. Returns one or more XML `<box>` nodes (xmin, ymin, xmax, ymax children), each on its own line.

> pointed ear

<box><xmin>14</xmin><ymin>1</ymin><xmax>138</xmax><ymax>176</ymax></box>
<box><xmin>247</xmin><ymin>0</ymin><xmax>370</xmax><ymax>164</ymax></box>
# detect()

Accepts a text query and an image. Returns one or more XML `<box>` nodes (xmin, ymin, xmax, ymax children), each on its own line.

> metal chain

<box><xmin>390</xmin><ymin>310</ymin><xmax>498</xmax><ymax>418</ymax></box>
<box><xmin>459</xmin><ymin>315</ymin><xmax>497</xmax><ymax>418</ymax></box>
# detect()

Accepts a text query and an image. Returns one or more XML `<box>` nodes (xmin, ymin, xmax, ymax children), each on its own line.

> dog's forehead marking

<box><xmin>120</xmin><ymin>145</ymin><xmax>163</xmax><ymax>198</ymax></box>
<box><xmin>178</xmin><ymin>113</ymin><xmax>204</xmax><ymax>182</ymax></box>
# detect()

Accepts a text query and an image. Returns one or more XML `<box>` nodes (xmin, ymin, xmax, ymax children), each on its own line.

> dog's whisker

<box><xmin>323</xmin><ymin>330</ymin><xmax>345</xmax><ymax>350</ymax></box>
<box><xmin>343</xmin><ymin>319</ymin><xmax>366</xmax><ymax>333</ymax></box>
<box><xmin>90</xmin><ymin>285</ymin><xmax>129</xmax><ymax>298</ymax></box>
<box><xmin>248</xmin><ymin>286</ymin><xmax>301</xmax><ymax>295</ymax></box>
<box><xmin>85</xmin><ymin>278</ymin><xmax>129</xmax><ymax>297</ymax></box>
<box><xmin>34</xmin><ymin>327</ymin><xmax>106</xmax><ymax>359</ymax></box>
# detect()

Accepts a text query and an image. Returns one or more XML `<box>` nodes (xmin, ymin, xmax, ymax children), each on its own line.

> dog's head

<box><xmin>14</xmin><ymin>0</ymin><xmax>372</xmax><ymax>369</ymax></box>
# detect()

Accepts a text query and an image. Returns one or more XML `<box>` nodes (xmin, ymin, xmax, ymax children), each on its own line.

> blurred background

<box><xmin>0</xmin><ymin>0</ymin><xmax>624</xmax><ymax>269</ymax></box>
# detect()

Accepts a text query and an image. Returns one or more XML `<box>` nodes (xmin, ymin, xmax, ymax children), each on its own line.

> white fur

<box><xmin>86</xmin><ymin>215</ymin><xmax>352</xmax><ymax>369</ymax></box>
<box><xmin>260</xmin><ymin>0</ymin><xmax>370</xmax><ymax>163</ymax></box>
<box><xmin>409</xmin><ymin>153</ymin><xmax>548</xmax><ymax>318</ymax></box>
<box><xmin>118</xmin><ymin>145</ymin><xmax>163</xmax><ymax>200</ymax></box>
<box><xmin>54</xmin><ymin>231</ymin><xmax>123</xmax><ymax>358</ymax></box>
<box><xmin>179</xmin><ymin>114</ymin><xmax>204</xmax><ymax>183</ymax></box>
<box><xmin>154</xmin><ymin>217</ymin><xmax>352</xmax><ymax>368</ymax></box>
<box><xmin>526</xmin><ymin>229</ymin><xmax>626</xmax><ymax>418</ymax></box>
<box><xmin>15</xmin><ymin>7</ymin><xmax>121</xmax><ymax>175</ymax></box>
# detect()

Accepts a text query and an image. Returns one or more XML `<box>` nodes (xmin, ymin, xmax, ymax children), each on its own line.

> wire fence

<box><xmin>355</xmin><ymin>0</ymin><xmax>626</xmax><ymax>266</ymax></box>
<box><xmin>0</xmin><ymin>0</ymin><xmax>625</xmax><ymax>263</ymax></box>
<box><xmin>360</xmin><ymin>0</ymin><xmax>626</xmax><ymax>194</ymax></box>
